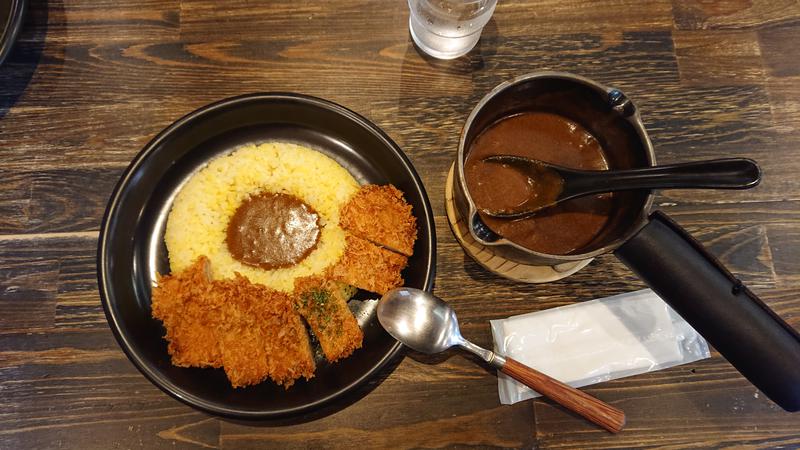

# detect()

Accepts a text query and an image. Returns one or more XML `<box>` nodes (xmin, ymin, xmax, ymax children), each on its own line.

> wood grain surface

<box><xmin>1</xmin><ymin>0</ymin><xmax>799</xmax><ymax>448</ymax></box>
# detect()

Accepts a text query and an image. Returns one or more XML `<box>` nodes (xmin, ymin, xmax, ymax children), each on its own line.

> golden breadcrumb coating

<box><xmin>213</xmin><ymin>273</ymin><xmax>315</xmax><ymax>388</ymax></box>
<box><xmin>151</xmin><ymin>257</ymin><xmax>315</xmax><ymax>388</ymax></box>
<box><xmin>151</xmin><ymin>257</ymin><xmax>223</xmax><ymax>368</ymax></box>
<box><xmin>329</xmin><ymin>233</ymin><xmax>407</xmax><ymax>295</ymax></box>
<box><xmin>294</xmin><ymin>275</ymin><xmax>363</xmax><ymax>363</ymax></box>
<box><xmin>340</xmin><ymin>184</ymin><xmax>417</xmax><ymax>256</ymax></box>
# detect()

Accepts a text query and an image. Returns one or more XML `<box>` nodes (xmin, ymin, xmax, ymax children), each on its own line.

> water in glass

<box><xmin>408</xmin><ymin>0</ymin><xmax>497</xmax><ymax>59</ymax></box>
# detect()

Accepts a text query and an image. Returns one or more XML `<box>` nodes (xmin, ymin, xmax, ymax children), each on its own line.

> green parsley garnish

<box><xmin>302</xmin><ymin>288</ymin><xmax>334</xmax><ymax>329</ymax></box>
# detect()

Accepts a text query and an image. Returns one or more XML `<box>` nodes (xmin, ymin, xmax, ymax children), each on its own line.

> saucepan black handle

<box><xmin>615</xmin><ymin>211</ymin><xmax>800</xmax><ymax>412</ymax></box>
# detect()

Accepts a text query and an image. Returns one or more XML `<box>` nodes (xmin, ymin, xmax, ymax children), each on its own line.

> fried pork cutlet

<box><xmin>213</xmin><ymin>274</ymin><xmax>315</xmax><ymax>388</ymax></box>
<box><xmin>151</xmin><ymin>257</ymin><xmax>315</xmax><ymax>388</ymax></box>
<box><xmin>151</xmin><ymin>257</ymin><xmax>223</xmax><ymax>368</ymax></box>
<box><xmin>329</xmin><ymin>233</ymin><xmax>407</xmax><ymax>295</ymax></box>
<box><xmin>340</xmin><ymin>184</ymin><xmax>417</xmax><ymax>256</ymax></box>
<box><xmin>294</xmin><ymin>275</ymin><xmax>363</xmax><ymax>363</ymax></box>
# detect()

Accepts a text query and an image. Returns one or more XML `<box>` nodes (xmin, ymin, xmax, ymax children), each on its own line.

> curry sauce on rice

<box><xmin>152</xmin><ymin>142</ymin><xmax>417</xmax><ymax>388</ymax></box>
<box><xmin>165</xmin><ymin>142</ymin><xmax>359</xmax><ymax>293</ymax></box>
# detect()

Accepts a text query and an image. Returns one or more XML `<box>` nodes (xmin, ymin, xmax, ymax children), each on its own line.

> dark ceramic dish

<box><xmin>98</xmin><ymin>93</ymin><xmax>436</xmax><ymax>419</ymax></box>
<box><xmin>0</xmin><ymin>0</ymin><xmax>26</xmax><ymax>66</ymax></box>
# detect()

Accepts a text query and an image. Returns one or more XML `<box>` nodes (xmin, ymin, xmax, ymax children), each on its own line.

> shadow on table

<box><xmin>410</xmin><ymin>346</ymin><xmax>498</xmax><ymax>378</ymax></box>
<box><xmin>0</xmin><ymin>0</ymin><xmax>62</xmax><ymax>120</ymax></box>
<box><xmin>396</xmin><ymin>16</ymin><xmax>500</xmax><ymax>104</ymax></box>
<box><xmin>407</xmin><ymin>17</ymin><xmax>499</xmax><ymax>73</ymax></box>
<box><xmin>220</xmin><ymin>350</ymin><xmax>407</xmax><ymax>427</ymax></box>
<box><xmin>396</xmin><ymin>17</ymin><xmax>499</xmax><ymax>114</ymax></box>
<box><xmin>219</xmin><ymin>349</ymin><xmax>498</xmax><ymax>428</ymax></box>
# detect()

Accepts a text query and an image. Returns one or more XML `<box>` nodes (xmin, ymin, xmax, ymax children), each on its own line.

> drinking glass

<box><xmin>408</xmin><ymin>0</ymin><xmax>497</xmax><ymax>59</ymax></box>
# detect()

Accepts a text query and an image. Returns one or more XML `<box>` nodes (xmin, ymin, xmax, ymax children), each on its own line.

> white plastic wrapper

<box><xmin>490</xmin><ymin>289</ymin><xmax>710</xmax><ymax>405</ymax></box>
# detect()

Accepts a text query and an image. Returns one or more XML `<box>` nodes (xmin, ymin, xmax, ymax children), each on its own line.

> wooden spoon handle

<box><xmin>501</xmin><ymin>357</ymin><xmax>626</xmax><ymax>433</ymax></box>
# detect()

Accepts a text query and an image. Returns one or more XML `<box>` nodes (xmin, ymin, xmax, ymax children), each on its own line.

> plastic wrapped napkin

<box><xmin>490</xmin><ymin>289</ymin><xmax>710</xmax><ymax>405</ymax></box>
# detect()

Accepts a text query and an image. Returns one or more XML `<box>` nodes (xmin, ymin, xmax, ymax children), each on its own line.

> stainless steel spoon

<box><xmin>479</xmin><ymin>156</ymin><xmax>761</xmax><ymax>218</ymax></box>
<box><xmin>377</xmin><ymin>287</ymin><xmax>626</xmax><ymax>433</ymax></box>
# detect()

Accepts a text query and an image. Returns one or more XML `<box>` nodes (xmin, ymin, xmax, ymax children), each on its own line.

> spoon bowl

<box><xmin>377</xmin><ymin>287</ymin><xmax>463</xmax><ymax>354</ymax></box>
<box><xmin>378</xmin><ymin>287</ymin><xmax>626</xmax><ymax>433</ymax></box>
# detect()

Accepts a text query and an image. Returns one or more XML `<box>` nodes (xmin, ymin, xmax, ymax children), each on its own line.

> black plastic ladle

<box><xmin>480</xmin><ymin>156</ymin><xmax>762</xmax><ymax>218</ymax></box>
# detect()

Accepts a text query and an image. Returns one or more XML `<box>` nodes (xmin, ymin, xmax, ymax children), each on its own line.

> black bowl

<box><xmin>98</xmin><ymin>93</ymin><xmax>436</xmax><ymax>419</ymax></box>
<box><xmin>0</xmin><ymin>0</ymin><xmax>26</xmax><ymax>66</ymax></box>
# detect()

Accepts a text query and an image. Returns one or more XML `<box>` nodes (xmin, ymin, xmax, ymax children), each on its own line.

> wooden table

<box><xmin>2</xmin><ymin>0</ymin><xmax>799</xmax><ymax>448</ymax></box>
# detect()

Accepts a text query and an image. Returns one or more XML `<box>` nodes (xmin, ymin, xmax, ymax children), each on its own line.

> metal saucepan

<box><xmin>453</xmin><ymin>72</ymin><xmax>800</xmax><ymax>412</ymax></box>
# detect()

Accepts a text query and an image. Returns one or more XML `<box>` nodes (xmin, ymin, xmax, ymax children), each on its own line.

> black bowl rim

<box><xmin>97</xmin><ymin>92</ymin><xmax>437</xmax><ymax>419</ymax></box>
<box><xmin>0</xmin><ymin>0</ymin><xmax>26</xmax><ymax>67</ymax></box>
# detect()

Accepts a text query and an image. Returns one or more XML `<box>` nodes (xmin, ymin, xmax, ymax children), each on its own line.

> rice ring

<box><xmin>164</xmin><ymin>142</ymin><xmax>359</xmax><ymax>292</ymax></box>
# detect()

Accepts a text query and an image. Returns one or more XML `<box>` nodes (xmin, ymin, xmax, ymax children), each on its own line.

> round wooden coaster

<box><xmin>444</xmin><ymin>164</ymin><xmax>592</xmax><ymax>283</ymax></box>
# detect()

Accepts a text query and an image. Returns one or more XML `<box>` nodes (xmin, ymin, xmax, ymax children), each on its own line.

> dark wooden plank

<box><xmin>672</xmin><ymin>0</ymin><xmax>800</xmax><ymax>31</ymax></box>
<box><xmin>765</xmin><ymin>78</ymin><xmax>800</xmax><ymax>135</ymax></box>
<box><xmin>179</xmin><ymin>0</ymin><xmax>675</xmax><ymax>41</ymax></box>
<box><xmin>767</xmin><ymin>223</ymin><xmax>800</xmax><ymax>287</ymax></box>
<box><xmin>21</xmin><ymin>0</ymin><xmax>181</xmax><ymax>45</ymax></box>
<box><xmin>660</xmin><ymin>199</ymin><xmax>800</xmax><ymax>225</ymax></box>
<box><xmin>0</xmin><ymin>169</ymin><xmax>119</xmax><ymax>234</ymax></box>
<box><xmin>0</xmin><ymin>342</ymin><xmax>216</xmax><ymax>449</ymax></box>
<box><xmin>178</xmin><ymin>1</ymin><xmax>409</xmax><ymax>42</ymax></box>
<box><xmin>0</xmin><ymin>99</ymin><xmax>203</xmax><ymax>171</ymax></box>
<box><xmin>54</xmin><ymin>237</ymin><xmax>104</xmax><ymax>330</ymax></box>
<box><xmin>0</xmin><ymin>235</ymin><xmax>102</xmax><ymax>335</ymax></box>
<box><xmin>495</xmin><ymin>1</ymin><xmax>674</xmax><ymax>34</ymax></box>
<box><xmin>534</xmin><ymin>354</ymin><xmax>800</xmax><ymax>449</ymax></box>
<box><xmin>6</xmin><ymin>29</ymin><xmax>674</xmax><ymax>111</ymax></box>
<box><xmin>634</xmin><ymin>83</ymin><xmax>773</xmax><ymax>159</ymax></box>
<box><xmin>758</xmin><ymin>22</ymin><xmax>800</xmax><ymax>78</ymax></box>
<box><xmin>0</xmin><ymin>171</ymin><xmax>33</xmax><ymax>233</ymax></box>
<box><xmin>0</xmin><ymin>239</ymin><xmax>60</xmax><ymax>331</ymax></box>
<box><xmin>759</xmin><ymin>287</ymin><xmax>800</xmax><ymax>328</ymax></box>
<box><xmin>220</xmin><ymin>405</ymin><xmax>533</xmax><ymax>449</ymax></box>
<box><xmin>636</xmin><ymin>87</ymin><xmax>800</xmax><ymax>205</ymax></box>
<box><xmin>54</xmin><ymin>290</ymin><xmax>107</xmax><ymax>330</ymax></box>
<box><xmin>674</xmin><ymin>30</ymin><xmax>766</xmax><ymax>85</ymax></box>
<box><xmin>219</xmin><ymin>356</ymin><xmax>535</xmax><ymax>449</ymax></box>
<box><xmin>56</xmin><ymin>240</ymin><xmax>100</xmax><ymax>295</ymax></box>
<box><xmin>759</xmin><ymin>21</ymin><xmax>800</xmax><ymax>135</ymax></box>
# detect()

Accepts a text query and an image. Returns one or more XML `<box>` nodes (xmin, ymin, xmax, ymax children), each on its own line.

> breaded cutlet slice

<box><xmin>151</xmin><ymin>256</ymin><xmax>223</xmax><ymax>368</ymax></box>
<box><xmin>294</xmin><ymin>275</ymin><xmax>363</xmax><ymax>363</ymax></box>
<box><xmin>213</xmin><ymin>273</ymin><xmax>316</xmax><ymax>388</ymax></box>
<box><xmin>152</xmin><ymin>257</ymin><xmax>315</xmax><ymax>388</ymax></box>
<box><xmin>329</xmin><ymin>233</ymin><xmax>407</xmax><ymax>295</ymax></box>
<box><xmin>340</xmin><ymin>184</ymin><xmax>417</xmax><ymax>256</ymax></box>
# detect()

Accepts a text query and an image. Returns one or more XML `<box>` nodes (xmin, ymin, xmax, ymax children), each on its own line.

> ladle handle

<box><xmin>500</xmin><ymin>358</ymin><xmax>626</xmax><ymax>433</ymax></box>
<box><xmin>565</xmin><ymin>158</ymin><xmax>761</xmax><ymax>196</ymax></box>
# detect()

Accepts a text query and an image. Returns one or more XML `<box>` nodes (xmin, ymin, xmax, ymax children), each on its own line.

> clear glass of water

<box><xmin>408</xmin><ymin>0</ymin><xmax>497</xmax><ymax>59</ymax></box>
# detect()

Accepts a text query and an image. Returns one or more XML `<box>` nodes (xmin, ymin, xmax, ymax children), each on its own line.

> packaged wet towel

<box><xmin>490</xmin><ymin>289</ymin><xmax>710</xmax><ymax>405</ymax></box>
